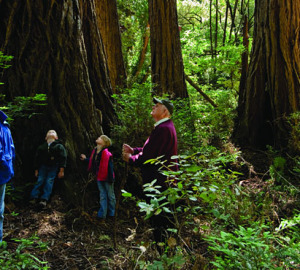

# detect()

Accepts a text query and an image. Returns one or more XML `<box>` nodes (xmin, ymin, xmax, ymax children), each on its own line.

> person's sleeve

<box><xmin>0</xmin><ymin>134</ymin><xmax>3</xmax><ymax>165</ymax></box>
<box><xmin>82</xmin><ymin>156</ymin><xmax>90</xmax><ymax>164</ymax></box>
<box><xmin>129</xmin><ymin>126</ymin><xmax>170</xmax><ymax>167</ymax></box>
<box><xmin>58</xmin><ymin>145</ymin><xmax>67</xmax><ymax>168</ymax></box>
<box><xmin>132</xmin><ymin>147</ymin><xmax>143</xmax><ymax>154</ymax></box>
<box><xmin>107</xmin><ymin>157</ymin><xmax>115</xmax><ymax>182</ymax></box>
<box><xmin>11</xmin><ymin>139</ymin><xmax>15</xmax><ymax>161</ymax></box>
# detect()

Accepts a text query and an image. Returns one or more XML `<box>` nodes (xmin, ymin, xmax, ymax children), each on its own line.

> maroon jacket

<box><xmin>129</xmin><ymin>119</ymin><xmax>177</xmax><ymax>188</ymax></box>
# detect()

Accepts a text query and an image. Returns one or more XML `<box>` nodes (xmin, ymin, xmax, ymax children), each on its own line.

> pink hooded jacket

<box><xmin>87</xmin><ymin>148</ymin><xmax>112</xmax><ymax>181</ymax></box>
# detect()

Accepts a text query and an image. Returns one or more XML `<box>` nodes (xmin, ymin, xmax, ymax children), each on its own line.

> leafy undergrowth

<box><xmin>1</xmin><ymin>149</ymin><xmax>299</xmax><ymax>269</ymax></box>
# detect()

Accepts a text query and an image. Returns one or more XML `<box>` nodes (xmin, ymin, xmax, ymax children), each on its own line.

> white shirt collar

<box><xmin>154</xmin><ymin>117</ymin><xmax>170</xmax><ymax>127</ymax></box>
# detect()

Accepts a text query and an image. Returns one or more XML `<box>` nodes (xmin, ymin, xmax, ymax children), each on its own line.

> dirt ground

<box><xmin>3</xmin><ymin>188</ymin><xmax>210</xmax><ymax>270</ymax></box>
<box><xmin>3</xmin><ymin>194</ymin><xmax>161</xmax><ymax>269</ymax></box>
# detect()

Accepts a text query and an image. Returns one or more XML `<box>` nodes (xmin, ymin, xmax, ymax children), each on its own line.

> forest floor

<box><xmin>2</xmin><ymin>182</ymin><xmax>212</xmax><ymax>269</ymax></box>
<box><xmin>2</xmin><ymin>149</ymin><xmax>297</xmax><ymax>269</ymax></box>
<box><xmin>4</xmin><ymin>194</ymin><xmax>162</xmax><ymax>269</ymax></box>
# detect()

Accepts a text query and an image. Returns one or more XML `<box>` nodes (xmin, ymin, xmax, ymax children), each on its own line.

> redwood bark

<box><xmin>234</xmin><ymin>0</ymin><xmax>300</xmax><ymax>150</ymax></box>
<box><xmin>148</xmin><ymin>0</ymin><xmax>188</xmax><ymax>98</ymax></box>
<box><xmin>0</xmin><ymin>0</ymin><xmax>116</xmax><ymax>204</ymax></box>
<box><xmin>95</xmin><ymin>0</ymin><xmax>127</xmax><ymax>93</ymax></box>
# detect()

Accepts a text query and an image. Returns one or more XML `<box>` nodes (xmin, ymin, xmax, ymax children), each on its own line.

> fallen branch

<box><xmin>185</xmin><ymin>75</ymin><xmax>218</xmax><ymax>108</ymax></box>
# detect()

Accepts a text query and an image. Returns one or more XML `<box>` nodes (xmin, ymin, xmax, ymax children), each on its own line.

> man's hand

<box><xmin>122</xmin><ymin>144</ymin><xmax>134</xmax><ymax>155</ymax></box>
<box><xmin>122</xmin><ymin>144</ymin><xmax>133</xmax><ymax>163</ymax></box>
<box><xmin>122</xmin><ymin>152</ymin><xmax>131</xmax><ymax>163</ymax></box>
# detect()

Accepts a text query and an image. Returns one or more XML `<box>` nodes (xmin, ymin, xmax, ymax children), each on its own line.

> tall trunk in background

<box><xmin>229</xmin><ymin>0</ymin><xmax>238</xmax><ymax>42</ymax></box>
<box><xmin>209</xmin><ymin>0</ymin><xmax>214</xmax><ymax>58</ymax></box>
<box><xmin>148</xmin><ymin>0</ymin><xmax>188</xmax><ymax>98</ymax></box>
<box><xmin>233</xmin><ymin>0</ymin><xmax>300</xmax><ymax>151</ymax></box>
<box><xmin>0</xmin><ymin>0</ymin><xmax>116</xmax><ymax>205</ymax></box>
<box><xmin>129</xmin><ymin>22</ymin><xmax>150</xmax><ymax>87</ymax></box>
<box><xmin>237</xmin><ymin>15</ymin><xmax>249</xmax><ymax>109</ymax></box>
<box><xmin>95</xmin><ymin>0</ymin><xmax>127</xmax><ymax>93</ymax></box>
<box><xmin>215</xmin><ymin>0</ymin><xmax>218</xmax><ymax>55</ymax></box>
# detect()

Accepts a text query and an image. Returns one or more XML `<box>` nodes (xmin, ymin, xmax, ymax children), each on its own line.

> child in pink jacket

<box><xmin>80</xmin><ymin>135</ymin><xmax>116</xmax><ymax>219</ymax></box>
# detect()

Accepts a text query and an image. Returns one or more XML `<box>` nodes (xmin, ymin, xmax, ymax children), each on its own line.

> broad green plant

<box><xmin>122</xmin><ymin>146</ymin><xmax>243</xmax><ymax>236</ymax></box>
<box><xmin>0</xmin><ymin>236</ymin><xmax>49</xmax><ymax>269</ymax></box>
<box><xmin>205</xmin><ymin>223</ymin><xmax>278</xmax><ymax>270</ymax></box>
<box><xmin>206</xmin><ymin>214</ymin><xmax>300</xmax><ymax>270</ymax></box>
<box><xmin>0</xmin><ymin>51</ymin><xmax>13</xmax><ymax>72</ymax></box>
<box><xmin>0</xmin><ymin>94</ymin><xmax>47</xmax><ymax>122</ymax></box>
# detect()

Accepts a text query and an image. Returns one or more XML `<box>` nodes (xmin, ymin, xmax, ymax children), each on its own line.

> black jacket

<box><xmin>34</xmin><ymin>140</ymin><xmax>67</xmax><ymax>169</ymax></box>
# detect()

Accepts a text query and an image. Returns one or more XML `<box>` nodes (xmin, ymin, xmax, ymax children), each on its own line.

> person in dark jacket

<box><xmin>30</xmin><ymin>130</ymin><xmax>67</xmax><ymax>207</ymax></box>
<box><xmin>0</xmin><ymin>110</ymin><xmax>15</xmax><ymax>242</ymax></box>
<box><xmin>122</xmin><ymin>97</ymin><xmax>178</xmax><ymax>247</ymax></box>
<box><xmin>80</xmin><ymin>135</ymin><xmax>116</xmax><ymax>219</ymax></box>
<box><xmin>122</xmin><ymin>97</ymin><xmax>178</xmax><ymax>188</ymax></box>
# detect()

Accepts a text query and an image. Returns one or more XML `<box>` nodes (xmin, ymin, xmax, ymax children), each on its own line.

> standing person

<box><xmin>122</xmin><ymin>97</ymin><xmax>178</xmax><ymax>246</ymax></box>
<box><xmin>30</xmin><ymin>130</ymin><xmax>67</xmax><ymax>207</ymax></box>
<box><xmin>0</xmin><ymin>110</ymin><xmax>15</xmax><ymax>242</ymax></box>
<box><xmin>122</xmin><ymin>97</ymin><xmax>178</xmax><ymax>188</ymax></box>
<box><xmin>80</xmin><ymin>135</ymin><xmax>116</xmax><ymax>220</ymax></box>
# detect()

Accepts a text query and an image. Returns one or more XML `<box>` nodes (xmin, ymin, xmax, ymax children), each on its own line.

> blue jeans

<box><xmin>97</xmin><ymin>181</ymin><xmax>116</xmax><ymax>218</ymax></box>
<box><xmin>0</xmin><ymin>184</ymin><xmax>6</xmax><ymax>242</ymax></box>
<box><xmin>31</xmin><ymin>165</ymin><xmax>58</xmax><ymax>201</ymax></box>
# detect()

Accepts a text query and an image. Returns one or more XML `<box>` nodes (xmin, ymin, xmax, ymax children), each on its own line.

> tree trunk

<box><xmin>95</xmin><ymin>0</ymin><xmax>127</xmax><ymax>93</ymax></box>
<box><xmin>233</xmin><ymin>0</ymin><xmax>300</xmax><ymax>150</ymax></box>
<box><xmin>0</xmin><ymin>0</ymin><xmax>116</xmax><ymax>205</ymax></box>
<box><xmin>238</xmin><ymin>15</ymin><xmax>249</xmax><ymax>107</ymax></box>
<box><xmin>148</xmin><ymin>0</ymin><xmax>188</xmax><ymax>98</ymax></box>
<box><xmin>229</xmin><ymin>0</ymin><xmax>238</xmax><ymax>42</ymax></box>
<box><xmin>129</xmin><ymin>22</ymin><xmax>150</xmax><ymax>87</ymax></box>
<box><xmin>215</xmin><ymin>0</ymin><xmax>218</xmax><ymax>54</ymax></box>
<box><xmin>222</xmin><ymin>2</ymin><xmax>228</xmax><ymax>46</ymax></box>
<box><xmin>209</xmin><ymin>0</ymin><xmax>214</xmax><ymax>58</ymax></box>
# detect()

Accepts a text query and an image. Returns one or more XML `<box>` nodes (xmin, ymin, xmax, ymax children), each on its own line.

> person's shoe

<box><xmin>39</xmin><ymin>199</ymin><xmax>47</xmax><ymax>208</ymax></box>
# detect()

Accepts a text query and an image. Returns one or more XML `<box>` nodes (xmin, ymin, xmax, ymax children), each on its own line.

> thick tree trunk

<box><xmin>148</xmin><ymin>0</ymin><xmax>188</xmax><ymax>98</ymax></box>
<box><xmin>0</xmin><ymin>0</ymin><xmax>116</xmax><ymax>205</ymax></box>
<box><xmin>234</xmin><ymin>0</ymin><xmax>300</xmax><ymax>150</ymax></box>
<box><xmin>95</xmin><ymin>0</ymin><xmax>127</xmax><ymax>93</ymax></box>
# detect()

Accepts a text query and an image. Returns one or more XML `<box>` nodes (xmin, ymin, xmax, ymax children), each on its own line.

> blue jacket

<box><xmin>0</xmin><ymin>111</ymin><xmax>15</xmax><ymax>185</ymax></box>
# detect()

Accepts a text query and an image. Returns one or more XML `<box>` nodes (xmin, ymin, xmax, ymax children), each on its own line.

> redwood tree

<box><xmin>234</xmin><ymin>0</ymin><xmax>300</xmax><ymax>151</ymax></box>
<box><xmin>95</xmin><ymin>0</ymin><xmax>127</xmax><ymax>93</ymax></box>
<box><xmin>0</xmin><ymin>0</ymin><xmax>116</xmax><ymax>204</ymax></box>
<box><xmin>148</xmin><ymin>0</ymin><xmax>188</xmax><ymax>98</ymax></box>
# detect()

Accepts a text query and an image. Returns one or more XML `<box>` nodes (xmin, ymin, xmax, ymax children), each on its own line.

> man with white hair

<box><xmin>122</xmin><ymin>97</ymin><xmax>178</xmax><ymax>248</ymax></box>
<box><xmin>122</xmin><ymin>97</ymin><xmax>178</xmax><ymax>189</ymax></box>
